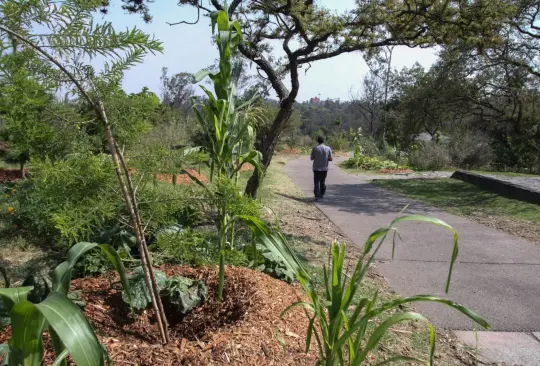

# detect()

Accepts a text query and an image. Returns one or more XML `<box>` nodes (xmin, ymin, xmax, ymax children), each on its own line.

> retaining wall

<box><xmin>451</xmin><ymin>170</ymin><xmax>540</xmax><ymax>205</ymax></box>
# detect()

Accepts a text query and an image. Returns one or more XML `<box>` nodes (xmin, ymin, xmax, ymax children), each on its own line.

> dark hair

<box><xmin>317</xmin><ymin>136</ymin><xmax>325</xmax><ymax>144</ymax></box>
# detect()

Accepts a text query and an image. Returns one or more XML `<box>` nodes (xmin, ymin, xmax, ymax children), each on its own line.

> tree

<box><xmin>160</xmin><ymin>67</ymin><xmax>195</xmax><ymax>109</ymax></box>
<box><xmin>121</xmin><ymin>0</ymin><xmax>515</xmax><ymax>197</ymax></box>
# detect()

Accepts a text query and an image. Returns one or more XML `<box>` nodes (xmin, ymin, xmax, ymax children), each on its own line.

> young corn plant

<box><xmin>190</xmin><ymin>8</ymin><xmax>262</xmax><ymax>301</ymax></box>
<box><xmin>0</xmin><ymin>242</ymin><xmax>133</xmax><ymax>366</ymax></box>
<box><xmin>270</xmin><ymin>215</ymin><xmax>489</xmax><ymax>365</ymax></box>
<box><xmin>191</xmin><ymin>8</ymin><xmax>262</xmax><ymax>185</ymax></box>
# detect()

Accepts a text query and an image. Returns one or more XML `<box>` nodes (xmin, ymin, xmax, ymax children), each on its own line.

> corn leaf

<box><xmin>0</xmin><ymin>287</ymin><xmax>34</xmax><ymax>313</ymax></box>
<box><xmin>36</xmin><ymin>292</ymin><xmax>104</xmax><ymax>366</ymax></box>
<box><xmin>10</xmin><ymin>300</ymin><xmax>46</xmax><ymax>366</ymax></box>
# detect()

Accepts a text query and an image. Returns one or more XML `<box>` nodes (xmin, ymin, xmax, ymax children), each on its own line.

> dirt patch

<box><xmin>154</xmin><ymin>169</ymin><xmax>208</xmax><ymax>185</ymax></box>
<box><xmin>0</xmin><ymin>266</ymin><xmax>317</xmax><ymax>365</ymax></box>
<box><xmin>469</xmin><ymin>213</ymin><xmax>540</xmax><ymax>245</ymax></box>
<box><xmin>279</xmin><ymin>148</ymin><xmax>302</xmax><ymax>155</ymax></box>
<box><xmin>379</xmin><ymin>168</ymin><xmax>414</xmax><ymax>174</ymax></box>
<box><xmin>0</xmin><ymin>169</ymin><xmax>25</xmax><ymax>183</ymax></box>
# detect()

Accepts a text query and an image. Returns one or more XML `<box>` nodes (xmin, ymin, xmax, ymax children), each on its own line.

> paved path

<box><xmin>285</xmin><ymin>156</ymin><xmax>540</xmax><ymax>333</ymax></box>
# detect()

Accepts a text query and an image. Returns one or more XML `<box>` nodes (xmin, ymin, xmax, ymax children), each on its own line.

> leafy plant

<box><xmin>340</xmin><ymin>155</ymin><xmax>397</xmax><ymax>170</ymax></box>
<box><xmin>191</xmin><ymin>9</ymin><xmax>262</xmax><ymax>185</ymax></box>
<box><xmin>0</xmin><ymin>242</ymin><xmax>133</xmax><ymax>365</ymax></box>
<box><xmin>245</xmin><ymin>244</ymin><xmax>295</xmax><ymax>283</ymax></box>
<box><xmin>243</xmin><ymin>214</ymin><xmax>489</xmax><ymax>365</ymax></box>
<box><xmin>122</xmin><ymin>267</ymin><xmax>208</xmax><ymax>315</ymax></box>
<box><xmin>122</xmin><ymin>266</ymin><xmax>168</xmax><ymax>311</ymax></box>
<box><xmin>164</xmin><ymin>276</ymin><xmax>208</xmax><ymax>315</ymax></box>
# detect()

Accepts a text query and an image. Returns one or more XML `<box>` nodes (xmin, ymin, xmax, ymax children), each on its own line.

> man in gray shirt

<box><xmin>310</xmin><ymin>136</ymin><xmax>333</xmax><ymax>200</ymax></box>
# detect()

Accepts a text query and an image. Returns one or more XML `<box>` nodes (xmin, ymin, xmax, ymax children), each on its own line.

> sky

<box><xmin>100</xmin><ymin>0</ymin><xmax>438</xmax><ymax>102</ymax></box>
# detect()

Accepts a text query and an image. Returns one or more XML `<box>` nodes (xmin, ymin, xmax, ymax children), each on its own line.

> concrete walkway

<box><xmin>286</xmin><ymin>156</ymin><xmax>540</xmax><ymax>365</ymax></box>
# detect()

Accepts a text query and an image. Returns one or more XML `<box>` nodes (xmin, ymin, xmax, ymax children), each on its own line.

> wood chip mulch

<box><xmin>154</xmin><ymin>169</ymin><xmax>209</xmax><ymax>186</ymax></box>
<box><xmin>0</xmin><ymin>266</ymin><xmax>318</xmax><ymax>365</ymax></box>
<box><xmin>0</xmin><ymin>168</ymin><xmax>25</xmax><ymax>183</ymax></box>
<box><xmin>378</xmin><ymin>168</ymin><xmax>414</xmax><ymax>174</ymax></box>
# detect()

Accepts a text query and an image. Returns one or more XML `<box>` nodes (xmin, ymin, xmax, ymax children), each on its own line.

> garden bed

<box><xmin>0</xmin><ymin>168</ymin><xmax>24</xmax><ymax>183</ymax></box>
<box><xmin>0</xmin><ymin>266</ymin><xmax>317</xmax><ymax>365</ymax></box>
<box><xmin>154</xmin><ymin>169</ymin><xmax>209</xmax><ymax>185</ymax></box>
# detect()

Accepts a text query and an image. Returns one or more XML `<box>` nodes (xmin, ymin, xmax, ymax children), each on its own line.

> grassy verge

<box><xmin>256</xmin><ymin>154</ymin><xmax>476</xmax><ymax>364</ymax></box>
<box><xmin>469</xmin><ymin>170</ymin><xmax>540</xmax><ymax>178</ymax></box>
<box><xmin>374</xmin><ymin>178</ymin><xmax>540</xmax><ymax>244</ymax></box>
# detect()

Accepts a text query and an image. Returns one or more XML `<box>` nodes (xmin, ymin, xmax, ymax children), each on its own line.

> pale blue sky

<box><xmin>101</xmin><ymin>0</ymin><xmax>437</xmax><ymax>102</ymax></box>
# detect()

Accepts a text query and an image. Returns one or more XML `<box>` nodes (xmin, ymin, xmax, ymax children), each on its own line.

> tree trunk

<box><xmin>245</xmin><ymin>100</ymin><xmax>294</xmax><ymax>198</ymax></box>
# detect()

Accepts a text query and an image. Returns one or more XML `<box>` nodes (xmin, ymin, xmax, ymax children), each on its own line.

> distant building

<box><xmin>310</xmin><ymin>97</ymin><xmax>321</xmax><ymax>104</ymax></box>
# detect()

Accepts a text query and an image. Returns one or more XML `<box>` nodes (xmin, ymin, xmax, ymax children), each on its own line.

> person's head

<box><xmin>317</xmin><ymin>136</ymin><xmax>325</xmax><ymax>144</ymax></box>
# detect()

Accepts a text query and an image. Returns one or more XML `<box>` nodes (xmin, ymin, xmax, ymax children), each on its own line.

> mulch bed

<box><xmin>0</xmin><ymin>266</ymin><xmax>317</xmax><ymax>365</ymax></box>
<box><xmin>154</xmin><ymin>169</ymin><xmax>209</xmax><ymax>185</ymax></box>
<box><xmin>0</xmin><ymin>168</ymin><xmax>25</xmax><ymax>183</ymax></box>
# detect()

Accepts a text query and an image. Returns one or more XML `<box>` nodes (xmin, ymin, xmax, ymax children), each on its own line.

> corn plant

<box><xmin>0</xmin><ymin>242</ymin><xmax>133</xmax><ymax>366</ymax></box>
<box><xmin>253</xmin><ymin>215</ymin><xmax>489</xmax><ymax>366</ymax></box>
<box><xmin>191</xmin><ymin>8</ymin><xmax>262</xmax><ymax>185</ymax></box>
<box><xmin>189</xmin><ymin>8</ymin><xmax>263</xmax><ymax>302</ymax></box>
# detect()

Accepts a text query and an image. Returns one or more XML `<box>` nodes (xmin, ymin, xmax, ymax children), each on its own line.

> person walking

<box><xmin>311</xmin><ymin>136</ymin><xmax>333</xmax><ymax>200</ymax></box>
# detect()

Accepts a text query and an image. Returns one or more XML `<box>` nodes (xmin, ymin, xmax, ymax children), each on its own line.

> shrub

<box><xmin>327</xmin><ymin>135</ymin><xmax>349</xmax><ymax>151</ymax></box>
<box><xmin>13</xmin><ymin>152</ymin><xmax>120</xmax><ymax>245</ymax></box>
<box><xmin>152</xmin><ymin>228</ymin><xmax>248</xmax><ymax>267</ymax></box>
<box><xmin>340</xmin><ymin>155</ymin><xmax>397</xmax><ymax>170</ymax></box>
<box><xmin>449</xmin><ymin>132</ymin><xmax>494</xmax><ymax>169</ymax></box>
<box><xmin>408</xmin><ymin>142</ymin><xmax>451</xmax><ymax>170</ymax></box>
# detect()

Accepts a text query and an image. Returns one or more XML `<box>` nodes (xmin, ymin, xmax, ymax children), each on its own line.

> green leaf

<box><xmin>51</xmin><ymin>349</ymin><xmax>69</xmax><ymax>366</ymax></box>
<box><xmin>10</xmin><ymin>300</ymin><xmax>46</xmax><ymax>366</ymax></box>
<box><xmin>50</xmin><ymin>328</ymin><xmax>67</xmax><ymax>366</ymax></box>
<box><xmin>354</xmin><ymin>312</ymin><xmax>435</xmax><ymax>365</ymax></box>
<box><xmin>53</xmin><ymin>242</ymin><xmax>98</xmax><ymax>294</ymax></box>
<box><xmin>36</xmin><ymin>292</ymin><xmax>105</xmax><ymax>366</ymax></box>
<box><xmin>97</xmin><ymin>244</ymin><xmax>134</xmax><ymax>315</ymax></box>
<box><xmin>0</xmin><ymin>287</ymin><xmax>34</xmax><ymax>313</ymax></box>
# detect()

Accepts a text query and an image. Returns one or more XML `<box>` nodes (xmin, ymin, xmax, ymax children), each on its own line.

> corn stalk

<box><xmin>0</xmin><ymin>25</ymin><xmax>170</xmax><ymax>344</ymax></box>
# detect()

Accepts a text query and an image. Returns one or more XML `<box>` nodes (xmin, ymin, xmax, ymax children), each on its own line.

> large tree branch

<box><xmin>238</xmin><ymin>42</ymin><xmax>289</xmax><ymax>100</ymax></box>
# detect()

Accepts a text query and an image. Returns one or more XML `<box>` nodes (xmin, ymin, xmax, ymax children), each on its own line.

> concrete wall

<box><xmin>451</xmin><ymin>170</ymin><xmax>540</xmax><ymax>205</ymax></box>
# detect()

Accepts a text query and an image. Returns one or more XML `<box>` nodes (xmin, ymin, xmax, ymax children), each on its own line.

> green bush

<box><xmin>408</xmin><ymin>142</ymin><xmax>451</xmax><ymax>170</ymax></box>
<box><xmin>13</xmin><ymin>152</ymin><xmax>120</xmax><ymax>245</ymax></box>
<box><xmin>340</xmin><ymin>155</ymin><xmax>397</xmax><ymax>170</ymax></box>
<box><xmin>152</xmin><ymin>228</ymin><xmax>248</xmax><ymax>267</ymax></box>
<box><xmin>245</xmin><ymin>244</ymin><xmax>295</xmax><ymax>283</ymax></box>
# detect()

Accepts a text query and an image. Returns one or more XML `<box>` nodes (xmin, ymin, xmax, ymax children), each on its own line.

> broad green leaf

<box><xmin>53</xmin><ymin>242</ymin><xmax>98</xmax><ymax>294</ymax></box>
<box><xmin>10</xmin><ymin>300</ymin><xmax>46</xmax><ymax>366</ymax></box>
<box><xmin>50</xmin><ymin>328</ymin><xmax>67</xmax><ymax>366</ymax></box>
<box><xmin>0</xmin><ymin>287</ymin><xmax>33</xmax><ymax>313</ymax></box>
<box><xmin>51</xmin><ymin>349</ymin><xmax>69</xmax><ymax>366</ymax></box>
<box><xmin>98</xmin><ymin>244</ymin><xmax>134</xmax><ymax>315</ymax></box>
<box><xmin>369</xmin><ymin>295</ymin><xmax>490</xmax><ymax>329</ymax></box>
<box><xmin>36</xmin><ymin>292</ymin><xmax>104</xmax><ymax>366</ymax></box>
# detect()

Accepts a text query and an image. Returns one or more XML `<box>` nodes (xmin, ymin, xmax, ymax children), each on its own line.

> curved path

<box><xmin>286</xmin><ymin>156</ymin><xmax>540</xmax><ymax>364</ymax></box>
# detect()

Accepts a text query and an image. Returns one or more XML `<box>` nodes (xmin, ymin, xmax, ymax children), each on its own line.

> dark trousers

<box><xmin>313</xmin><ymin>170</ymin><xmax>328</xmax><ymax>198</ymax></box>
